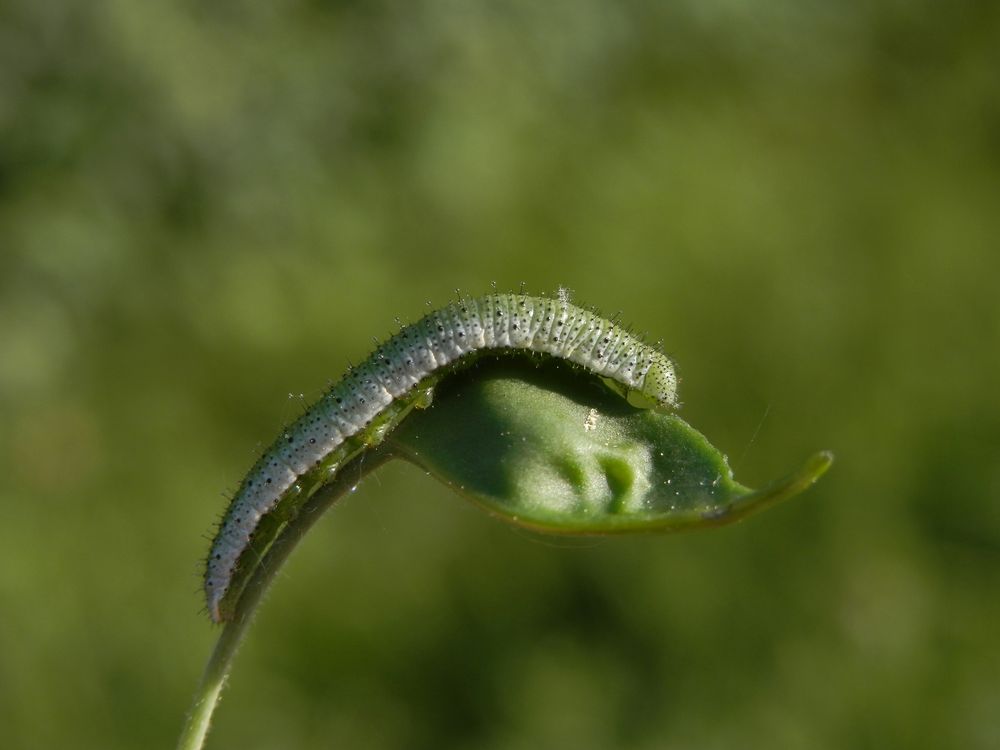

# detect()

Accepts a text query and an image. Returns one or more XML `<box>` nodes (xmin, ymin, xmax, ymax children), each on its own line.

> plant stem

<box><xmin>176</xmin><ymin>447</ymin><xmax>396</xmax><ymax>750</ymax></box>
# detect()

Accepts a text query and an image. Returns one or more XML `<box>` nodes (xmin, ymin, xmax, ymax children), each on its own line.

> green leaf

<box><xmin>390</xmin><ymin>359</ymin><xmax>832</xmax><ymax>532</ymax></box>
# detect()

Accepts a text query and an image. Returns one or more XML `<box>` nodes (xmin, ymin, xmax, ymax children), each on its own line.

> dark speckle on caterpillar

<box><xmin>205</xmin><ymin>290</ymin><xmax>678</xmax><ymax>622</ymax></box>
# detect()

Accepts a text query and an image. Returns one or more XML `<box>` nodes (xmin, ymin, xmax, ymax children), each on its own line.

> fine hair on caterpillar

<box><xmin>205</xmin><ymin>290</ymin><xmax>678</xmax><ymax>623</ymax></box>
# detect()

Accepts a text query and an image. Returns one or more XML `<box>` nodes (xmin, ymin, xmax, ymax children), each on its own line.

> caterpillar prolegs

<box><xmin>205</xmin><ymin>291</ymin><xmax>678</xmax><ymax>622</ymax></box>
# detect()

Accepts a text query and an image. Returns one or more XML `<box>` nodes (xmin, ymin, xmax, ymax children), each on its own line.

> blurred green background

<box><xmin>2</xmin><ymin>1</ymin><xmax>998</xmax><ymax>748</ymax></box>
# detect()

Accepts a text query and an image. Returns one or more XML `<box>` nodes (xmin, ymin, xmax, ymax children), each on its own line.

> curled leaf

<box><xmin>390</xmin><ymin>360</ymin><xmax>832</xmax><ymax>532</ymax></box>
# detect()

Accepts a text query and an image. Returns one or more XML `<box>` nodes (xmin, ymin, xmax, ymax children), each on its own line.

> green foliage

<box><xmin>1</xmin><ymin>1</ymin><xmax>999</xmax><ymax>749</ymax></box>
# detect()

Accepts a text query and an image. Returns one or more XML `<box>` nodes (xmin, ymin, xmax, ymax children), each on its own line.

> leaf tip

<box><xmin>712</xmin><ymin>450</ymin><xmax>833</xmax><ymax>525</ymax></box>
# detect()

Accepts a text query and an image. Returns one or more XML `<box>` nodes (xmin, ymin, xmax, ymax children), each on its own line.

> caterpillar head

<box><xmin>642</xmin><ymin>355</ymin><xmax>679</xmax><ymax>410</ymax></box>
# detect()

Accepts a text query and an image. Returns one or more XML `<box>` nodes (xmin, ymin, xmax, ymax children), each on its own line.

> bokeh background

<box><xmin>2</xmin><ymin>2</ymin><xmax>998</xmax><ymax>748</ymax></box>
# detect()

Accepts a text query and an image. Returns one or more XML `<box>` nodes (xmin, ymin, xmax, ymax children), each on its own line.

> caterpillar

<box><xmin>205</xmin><ymin>291</ymin><xmax>678</xmax><ymax>623</ymax></box>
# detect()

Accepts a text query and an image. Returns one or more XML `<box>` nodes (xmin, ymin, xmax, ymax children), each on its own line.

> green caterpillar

<box><xmin>206</xmin><ymin>291</ymin><xmax>677</xmax><ymax>622</ymax></box>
